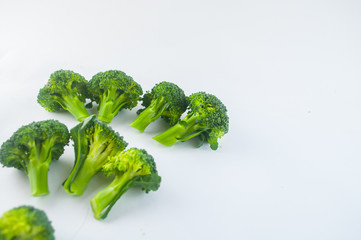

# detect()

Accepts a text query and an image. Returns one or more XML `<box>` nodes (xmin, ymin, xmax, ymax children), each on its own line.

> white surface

<box><xmin>0</xmin><ymin>0</ymin><xmax>361</xmax><ymax>239</ymax></box>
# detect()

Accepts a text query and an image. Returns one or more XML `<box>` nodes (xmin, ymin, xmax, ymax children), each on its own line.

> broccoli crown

<box><xmin>103</xmin><ymin>148</ymin><xmax>160</xmax><ymax>193</ymax></box>
<box><xmin>103</xmin><ymin>148</ymin><xmax>157</xmax><ymax>177</ymax></box>
<box><xmin>188</xmin><ymin>91</ymin><xmax>229</xmax><ymax>138</ymax></box>
<box><xmin>72</xmin><ymin>115</ymin><xmax>128</xmax><ymax>158</ymax></box>
<box><xmin>0</xmin><ymin>120</ymin><xmax>70</xmax><ymax>171</ymax></box>
<box><xmin>0</xmin><ymin>205</ymin><xmax>54</xmax><ymax>240</ymax></box>
<box><xmin>37</xmin><ymin>70</ymin><xmax>89</xmax><ymax>112</ymax></box>
<box><xmin>63</xmin><ymin>115</ymin><xmax>128</xmax><ymax>195</ymax></box>
<box><xmin>88</xmin><ymin>70</ymin><xmax>143</xmax><ymax>110</ymax></box>
<box><xmin>139</xmin><ymin>81</ymin><xmax>188</xmax><ymax>125</ymax></box>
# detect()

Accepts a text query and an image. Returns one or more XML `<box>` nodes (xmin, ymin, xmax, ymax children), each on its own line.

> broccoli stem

<box><xmin>28</xmin><ymin>160</ymin><xmax>50</xmax><ymax>196</ymax></box>
<box><xmin>90</xmin><ymin>172</ymin><xmax>134</xmax><ymax>220</ymax></box>
<box><xmin>64</xmin><ymin>137</ymin><xmax>114</xmax><ymax>195</ymax></box>
<box><xmin>130</xmin><ymin>98</ymin><xmax>168</xmax><ymax>132</ymax></box>
<box><xmin>27</xmin><ymin>139</ymin><xmax>56</xmax><ymax>196</ymax></box>
<box><xmin>98</xmin><ymin>92</ymin><xmax>127</xmax><ymax>123</ymax></box>
<box><xmin>153</xmin><ymin>113</ymin><xmax>201</xmax><ymax>146</ymax></box>
<box><xmin>57</xmin><ymin>95</ymin><xmax>90</xmax><ymax>121</ymax></box>
<box><xmin>65</xmin><ymin>158</ymin><xmax>97</xmax><ymax>195</ymax></box>
<box><xmin>63</xmin><ymin>146</ymin><xmax>107</xmax><ymax>195</ymax></box>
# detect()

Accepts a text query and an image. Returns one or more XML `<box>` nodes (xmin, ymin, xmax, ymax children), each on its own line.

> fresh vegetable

<box><xmin>0</xmin><ymin>206</ymin><xmax>54</xmax><ymax>240</ymax></box>
<box><xmin>90</xmin><ymin>148</ymin><xmax>161</xmax><ymax>220</ymax></box>
<box><xmin>130</xmin><ymin>81</ymin><xmax>188</xmax><ymax>132</ymax></box>
<box><xmin>63</xmin><ymin>115</ymin><xmax>128</xmax><ymax>195</ymax></box>
<box><xmin>37</xmin><ymin>69</ymin><xmax>90</xmax><ymax>121</ymax></box>
<box><xmin>0</xmin><ymin>120</ymin><xmax>70</xmax><ymax>196</ymax></box>
<box><xmin>153</xmin><ymin>91</ymin><xmax>229</xmax><ymax>150</ymax></box>
<box><xmin>88</xmin><ymin>70</ymin><xmax>143</xmax><ymax>123</ymax></box>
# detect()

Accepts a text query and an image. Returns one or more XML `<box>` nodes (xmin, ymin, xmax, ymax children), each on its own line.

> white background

<box><xmin>0</xmin><ymin>0</ymin><xmax>361</xmax><ymax>239</ymax></box>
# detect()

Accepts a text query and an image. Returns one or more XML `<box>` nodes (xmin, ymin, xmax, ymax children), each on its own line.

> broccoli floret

<box><xmin>63</xmin><ymin>115</ymin><xmax>128</xmax><ymax>195</ymax></box>
<box><xmin>153</xmin><ymin>92</ymin><xmax>229</xmax><ymax>150</ymax></box>
<box><xmin>130</xmin><ymin>81</ymin><xmax>188</xmax><ymax>132</ymax></box>
<box><xmin>88</xmin><ymin>70</ymin><xmax>143</xmax><ymax>123</ymax></box>
<box><xmin>0</xmin><ymin>206</ymin><xmax>54</xmax><ymax>240</ymax></box>
<box><xmin>90</xmin><ymin>148</ymin><xmax>161</xmax><ymax>220</ymax></box>
<box><xmin>37</xmin><ymin>70</ymin><xmax>90</xmax><ymax>121</ymax></box>
<box><xmin>0</xmin><ymin>120</ymin><xmax>70</xmax><ymax>196</ymax></box>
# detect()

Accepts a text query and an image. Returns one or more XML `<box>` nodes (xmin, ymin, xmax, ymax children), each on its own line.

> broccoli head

<box><xmin>153</xmin><ymin>91</ymin><xmax>229</xmax><ymax>150</ymax></box>
<box><xmin>63</xmin><ymin>115</ymin><xmax>128</xmax><ymax>195</ymax></box>
<box><xmin>37</xmin><ymin>70</ymin><xmax>90</xmax><ymax>121</ymax></box>
<box><xmin>0</xmin><ymin>120</ymin><xmax>70</xmax><ymax>196</ymax></box>
<box><xmin>90</xmin><ymin>148</ymin><xmax>161</xmax><ymax>220</ymax></box>
<box><xmin>0</xmin><ymin>206</ymin><xmax>54</xmax><ymax>240</ymax></box>
<box><xmin>130</xmin><ymin>81</ymin><xmax>188</xmax><ymax>132</ymax></box>
<box><xmin>88</xmin><ymin>70</ymin><xmax>143</xmax><ymax>123</ymax></box>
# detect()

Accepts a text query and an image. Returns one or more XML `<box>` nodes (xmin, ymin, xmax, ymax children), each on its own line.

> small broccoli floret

<box><xmin>130</xmin><ymin>81</ymin><xmax>188</xmax><ymax>132</ymax></box>
<box><xmin>63</xmin><ymin>115</ymin><xmax>128</xmax><ymax>195</ymax></box>
<box><xmin>0</xmin><ymin>205</ymin><xmax>54</xmax><ymax>240</ymax></box>
<box><xmin>90</xmin><ymin>148</ymin><xmax>161</xmax><ymax>220</ymax></box>
<box><xmin>88</xmin><ymin>70</ymin><xmax>143</xmax><ymax>123</ymax></box>
<box><xmin>153</xmin><ymin>92</ymin><xmax>229</xmax><ymax>150</ymax></box>
<box><xmin>37</xmin><ymin>70</ymin><xmax>90</xmax><ymax>121</ymax></box>
<box><xmin>0</xmin><ymin>120</ymin><xmax>70</xmax><ymax>196</ymax></box>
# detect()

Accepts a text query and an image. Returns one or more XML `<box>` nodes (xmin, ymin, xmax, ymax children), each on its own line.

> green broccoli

<box><xmin>153</xmin><ymin>92</ymin><xmax>229</xmax><ymax>150</ymax></box>
<box><xmin>90</xmin><ymin>148</ymin><xmax>161</xmax><ymax>220</ymax></box>
<box><xmin>0</xmin><ymin>120</ymin><xmax>70</xmax><ymax>196</ymax></box>
<box><xmin>130</xmin><ymin>81</ymin><xmax>188</xmax><ymax>132</ymax></box>
<box><xmin>0</xmin><ymin>206</ymin><xmax>54</xmax><ymax>240</ymax></box>
<box><xmin>63</xmin><ymin>115</ymin><xmax>128</xmax><ymax>195</ymax></box>
<box><xmin>37</xmin><ymin>69</ymin><xmax>90</xmax><ymax>121</ymax></box>
<box><xmin>88</xmin><ymin>70</ymin><xmax>143</xmax><ymax>123</ymax></box>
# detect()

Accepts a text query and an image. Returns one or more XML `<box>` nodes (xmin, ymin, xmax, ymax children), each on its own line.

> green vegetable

<box><xmin>153</xmin><ymin>92</ymin><xmax>229</xmax><ymax>150</ymax></box>
<box><xmin>37</xmin><ymin>69</ymin><xmax>90</xmax><ymax>121</ymax></box>
<box><xmin>63</xmin><ymin>115</ymin><xmax>128</xmax><ymax>195</ymax></box>
<box><xmin>130</xmin><ymin>81</ymin><xmax>188</xmax><ymax>132</ymax></box>
<box><xmin>0</xmin><ymin>120</ymin><xmax>70</xmax><ymax>196</ymax></box>
<box><xmin>88</xmin><ymin>70</ymin><xmax>143</xmax><ymax>123</ymax></box>
<box><xmin>90</xmin><ymin>148</ymin><xmax>161</xmax><ymax>220</ymax></box>
<box><xmin>0</xmin><ymin>206</ymin><xmax>54</xmax><ymax>240</ymax></box>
